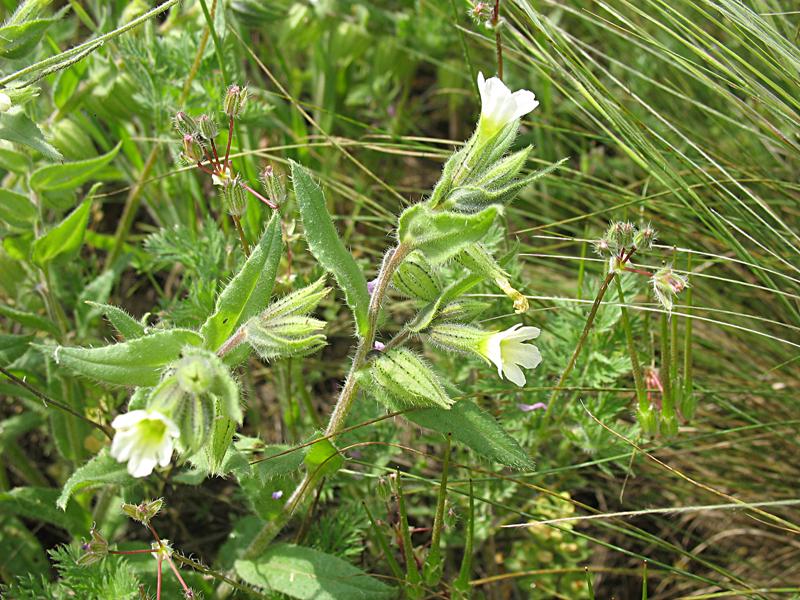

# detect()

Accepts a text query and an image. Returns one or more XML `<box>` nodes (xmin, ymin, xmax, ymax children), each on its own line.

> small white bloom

<box><xmin>477</xmin><ymin>72</ymin><xmax>539</xmax><ymax>136</ymax></box>
<box><xmin>481</xmin><ymin>324</ymin><xmax>542</xmax><ymax>387</ymax></box>
<box><xmin>110</xmin><ymin>410</ymin><xmax>179</xmax><ymax>478</ymax></box>
<box><xmin>0</xmin><ymin>92</ymin><xmax>11</xmax><ymax>113</ymax></box>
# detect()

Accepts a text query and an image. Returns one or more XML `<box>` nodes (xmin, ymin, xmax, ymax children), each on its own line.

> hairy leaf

<box><xmin>0</xmin><ymin>110</ymin><xmax>62</xmax><ymax>161</ymax></box>
<box><xmin>235</xmin><ymin>543</ymin><xmax>395</xmax><ymax>600</ymax></box>
<box><xmin>29</xmin><ymin>142</ymin><xmax>121</xmax><ymax>192</ymax></box>
<box><xmin>397</xmin><ymin>204</ymin><xmax>498</xmax><ymax>264</ymax></box>
<box><xmin>291</xmin><ymin>161</ymin><xmax>370</xmax><ymax>336</ymax></box>
<box><xmin>85</xmin><ymin>302</ymin><xmax>146</xmax><ymax>340</ymax></box>
<box><xmin>200</xmin><ymin>213</ymin><xmax>282</xmax><ymax>352</ymax></box>
<box><xmin>57</xmin><ymin>450</ymin><xmax>131</xmax><ymax>510</ymax></box>
<box><xmin>407</xmin><ymin>400</ymin><xmax>533</xmax><ymax>469</ymax></box>
<box><xmin>37</xmin><ymin>328</ymin><xmax>203</xmax><ymax>387</ymax></box>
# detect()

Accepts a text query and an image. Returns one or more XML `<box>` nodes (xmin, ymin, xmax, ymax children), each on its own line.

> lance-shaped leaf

<box><xmin>201</xmin><ymin>213</ymin><xmax>282</xmax><ymax>352</ymax></box>
<box><xmin>407</xmin><ymin>400</ymin><xmax>533</xmax><ymax>469</ymax></box>
<box><xmin>85</xmin><ymin>301</ymin><xmax>146</xmax><ymax>340</ymax></box>
<box><xmin>0</xmin><ymin>17</ymin><xmax>56</xmax><ymax>59</ymax></box>
<box><xmin>291</xmin><ymin>161</ymin><xmax>370</xmax><ymax>336</ymax></box>
<box><xmin>30</xmin><ymin>142</ymin><xmax>121</xmax><ymax>192</ymax></box>
<box><xmin>398</xmin><ymin>203</ymin><xmax>498</xmax><ymax>264</ymax></box>
<box><xmin>57</xmin><ymin>450</ymin><xmax>131</xmax><ymax>510</ymax></box>
<box><xmin>0</xmin><ymin>189</ymin><xmax>37</xmax><ymax>231</ymax></box>
<box><xmin>235</xmin><ymin>543</ymin><xmax>395</xmax><ymax>600</ymax></box>
<box><xmin>371</xmin><ymin>348</ymin><xmax>453</xmax><ymax>409</ymax></box>
<box><xmin>36</xmin><ymin>328</ymin><xmax>203</xmax><ymax>387</ymax></box>
<box><xmin>1</xmin><ymin>487</ymin><xmax>90</xmax><ymax>535</ymax></box>
<box><xmin>0</xmin><ymin>110</ymin><xmax>62</xmax><ymax>161</ymax></box>
<box><xmin>31</xmin><ymin>198</ymin><xmax>91</xmax><ymax>267</ymax></box>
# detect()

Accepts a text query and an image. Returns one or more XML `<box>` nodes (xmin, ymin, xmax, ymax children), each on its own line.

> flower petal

<box><xmin>504</xmin><ymin>343</ymin><xmax>542</xmax><ymax>369</ymax></box>
<box><xmin>505</xmin><ymin>325</ymin><xmax>541</xmax><ymax>342</ymax></box>
<box><xmin>502</xmin><ymin>362</ymin><xmax>526</xmax><ymax>387</ymax></box>
<box><xmin>510</xmin><ymin>90</ymin><xmax>539</xmax><ymax>120</ymax></box>
<box><xmin>111</xmin><ymin>410</ymin><xmax>147</xmax><ymax>430</ymax></box>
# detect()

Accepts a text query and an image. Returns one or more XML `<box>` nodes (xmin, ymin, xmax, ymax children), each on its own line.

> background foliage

<box><xmin>1</xmin><ymin>0</ymin><xmax>799</xmax><ymax>598</ymax></box>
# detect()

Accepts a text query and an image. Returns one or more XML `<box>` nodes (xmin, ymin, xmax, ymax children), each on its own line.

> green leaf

<box><xmin>57</xmin><ymin>450</ymin><xmax>131</xmax><ymax>510</ymax></box>
<box><xmin>304</xmin><ymin>436</ymin><xmax>343</xmax><ymax>477</ymax></box>
<box><xmin>0</xmin><ymin>188</ymin><xmax>37</xmax><ymax>231</ymax></box>
<box><xmin>407</xmin><ymin>272</ymin><xmax>486</xmax><ymax>333</ymax></box>
<box><xmin>0</xmin><ymin>487</ymin><xmax>90</xmax><ymax>535</ymax></box>
<box><xmin>252</xmin><ymin>444</ymin><xmax>305</xmax><ymax>481</ymax></box>
<box><xmin>0</xmin><ymin>109</ymin><xmax>63</xmax><ymax>161</ymax></box>
<box><xmin>0</xmin><ymin>17</ymin><xmax>55</xmax><ymax>58</ymax></box>
<box><xmin>0</xmin><ymin>333</ymin><xmax>34</xmax><ymax>364</ymax></box>
<box><xmin>205</xmin><ymin>416</ymin><xmax>237</xmax><ymax>476</ymax></box>
<box><xmin>30</xmin><ymin>141</ymin><xmax>121</xmax><ymax>192</ymax></box>
<box><xmin>200</xmin><ymin>213</ymin><xmax>282</xmax><ymax>352</ymax></box>
<box><xmin>291</xmin><ymin>161</ymin><xmax>370</xmax><ymax>336</ymax></box>
<box><xmin>85</xmin><ymin>301</ymin><xmax>145</xmax><ymax>340</ymax></box>
<box><xmin>0</xmin><ymin>304</ymin><xmax>58</xmax><ymax>336</ymax></box>
<box><xmin>37</xmin><ymin>328</ymin><xmax>203</xmax><ymax>387</ymax></box>
<box><xmin>397</xmin><ymin>204</ymin><xmax>498</xmax><ymax>264</ymax></box>
<box><xmin>31</xmin><ymin>198</ymin><xmax>91</xmax><ymax>267</ymax></box>
<box><xmin>406</xmin><ymin>400</ymin><xmax>533</xmax><ymax>469</ymax></box>
<box><xmin>235</xmin><ymin>543</ymin><xmax>396</xmax><ymax>600</ymax></box>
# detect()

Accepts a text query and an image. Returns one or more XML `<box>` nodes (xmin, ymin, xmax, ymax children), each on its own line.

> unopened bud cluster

<box><xmin>243</xmin><ymin>278</ymin><xmax>330</xmax><ymax>360</ymax></box>
<box><xmin>77</xmin><ymin>526</ymin><xmax>109</xmax><ymax>566</ymax></box>
<box><xmin>594</xmin><ymin>221</ymin><xmax>656</xmax><ymax>260</ymax></box>
<box><xmin>121</xmin><ymin>498</ymin><xmax>164</xmax><ymax>525</ymax></box>
<box><xmin>224</xmin><ymin>84</ymin><xmax>248</xmax><ymax>117</ymax></box>
<box><xmin>652</xmin><ymin>265</ymin><xmax>689</xmax><ymax>312</ymax></box>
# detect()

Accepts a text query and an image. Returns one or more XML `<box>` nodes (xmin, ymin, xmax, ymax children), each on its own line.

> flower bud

<box><xmin>633</xmin><ymin>223</ymin><xmax>657</xmax><ymax>250</ymax></box>
<box><xmin>392</xmin><ymin>251</ymin><xmax>441</xmax><ymax>301</ymax></box>
<box><xmin>371</xmin><ymin>348</ymin><xmax>453</xmax><ymax>409</ymax></box>
<box><xmin>432</xmin><ymin>299</ymin><xmax>489</xmax><ymax>324</ymax></box>
<box><xmin>181</xmin><ymin>134</ymin><xmax>204</xmax><ymax>163</ymax></box>
<box><xmin>652</xmin><ymin>266</ymin><xmax>688</xmax><ymax>312</ymax></box>
<box><xmin>260</xmin><ymin>164</ymin><xmax>287</xmax><ymax>207</ymax></box>
<box><xmin>456</xmin><ymin>244</ymin><xmax>528</xmax><ymax>312</ymax></box>
<box><xmin>224</xmin><ymin>84</ymin><xmax>248</xmax><ymax>117</ymax></box>
<box><xmin>121</xmin><ymin>498</ymin><xmax>164</xmax><ymax>525</ymax></box>
<box><xmin>636</xmin><ymin>405</ymin><xmax>658</xmax><ymax>437</ymax></box>
<box><xmin>77</xmin><ymin>526</ymin><xmax>109</xmax><ymax>566</ymax></box>
<box><xmin>197</xmin><ymin>114</ymin><xmax>218</xmax><ymax>140</ymax></box>
<box><xmin>220</xmin><ymin>175</ymin><xmax>247</xmax><ymax>216</ymax></box>
<box><xmin>244</xmin><ymin>280</ymin><xmax>330</xmax><ymax>361</ymax></box>
<box><xmin>609</xmin><ymin>221</ymin><xmax>635</xmax><ymax>249</ymax></box>
<box><xmin>173</xmin><ymin>111</ymin><xmax>198</xmax><ymax>136</ymax></box>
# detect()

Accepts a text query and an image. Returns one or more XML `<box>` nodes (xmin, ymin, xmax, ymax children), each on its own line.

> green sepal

<box><xmin>370</xmin><ymin>348</ymin><xmax>453</xmax><ymax>410</ymax></box>
<box><xmin>35</xmin><ymin>328</ymin><xmax>203</xmax><ymax>387</ymax></box>
<box><xmin>200</xmin><ymin>213</ymin><xmax>282</xmax><ymax>352</ymax></box>
<box><xmin>392</xmin><ymin>251</ymin><xmax>441</xmax><ymax>301</ymax></box>
<box><xmin>291</xmin><ymin>161</ymin><xmax>370</xmax><ymax>336</ymax></box>
<box><xmin>397</xmin><ymin>204</ymin><xmax>498</xmax><ymax>264</ymax></box>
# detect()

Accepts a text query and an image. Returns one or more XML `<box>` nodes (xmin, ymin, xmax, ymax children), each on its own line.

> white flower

<box><xmin>477</xmin><ymin>72</ymin><xmax>539</xmax><ymax>136</ymax></box>
<box><xmin>482</xmin><ymin>324</ymin><xmax>542</xmax><ymax>387</ymax></box>
<box><xmin>110</xmin><ymin>410</ymin><xmax>179</xmax><ymax>477</ymax></box>
<box><xmin>0</xmin><ymin>93</ymin><xmax>11</xmax><ymax>113</ymax></box>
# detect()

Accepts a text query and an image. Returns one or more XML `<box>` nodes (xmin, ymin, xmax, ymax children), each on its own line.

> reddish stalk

<box><xmin>223</xmin><ymin>115</ymin><xmax>234</xmax><ymax>172</ymax></box>
<box><xmin>109</xmin><ymin>548</ymin><xmax>156</xmax><ymax>555</ymax></box>
<box><xmin>156</xmin><ymin>554</ymin><xmax>163</xmax><ymax>600</ymax></box>
<box><xmin>209</xmin><ymin>138</ymin><xmax>221</xmax><ymax>168</ymax></box>
<box><xmin>243</xmin><ymin>183</ymin><xmax>277</xmax><ymax>209</ymax></box>
<box><xmin>165</xmin><ymin>554</ymin><xmax>193</xmax><ymax>596</ymax></box>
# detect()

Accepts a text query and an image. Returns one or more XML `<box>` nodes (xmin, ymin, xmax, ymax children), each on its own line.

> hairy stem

<box><xmin>231</xmin><ymin>214</ymin><xmax>251</xmax><ymax>256</ymax></box>
<box><xmin>242</xmin><ymin>243</ymin><xmax>411</xmax><ymax>559</ymax></box>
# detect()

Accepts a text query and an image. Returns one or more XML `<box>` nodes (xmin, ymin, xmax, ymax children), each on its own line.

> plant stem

<box><xmin>660</xmin><ymin>313</ymin><xmax>674</xmax><ymax>416</ymax></box>
<box><xmin>615</xmin><ymin>278</ymin><xmax>647</xmax><ymax>410</ymax></box>
<box><xmin>242</xmin><ymin>183</ymin><xmax>277</xmax><ymax>209</ymax></box>
<box><xmin>492</xmin><ymin>0</ymin><xmax>504</xmax><ymax>80</ymax></box>
<box><xmin>425</xmin><ymin>434</ymin><xmax>451</xmax><ymax>584</ymax></box>
<box><xmin>241</xmin><ymin>243</ymin><xmax>411</xmax><ymax>559</ymax></box>
<box><xmin>544</xmin><ymin>270</ymin><xmax>616</xmax><ymax>419</ymax></box>
<box><xmin>231</xmin><ymin>214</ymin><xmax>251</xmax><ymax>256</ymax></box>
<box><xmin>0</xmin><ymin>366</ymin><xmax>113</xmax><ymax>438</ymax></box>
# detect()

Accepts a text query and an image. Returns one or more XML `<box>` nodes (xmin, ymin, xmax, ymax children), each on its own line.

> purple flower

<box><xmin>518</xmin><ymin>402</ymin><xmax>547</xmax><ymax>412</ymax></box>
<box><xmin>373</xmin><ymin>341</ymin><xmax>386</xmax><ymax>352</ymax></box>
<box><xmin>272</xmin><ymin>490</ymin><xmax>284</xmax><ymax>500</ymax></box>
<box><xmin>367</xmin><ymin>278</ymin><xmax>378</xmax><ymax>295</ymax></box>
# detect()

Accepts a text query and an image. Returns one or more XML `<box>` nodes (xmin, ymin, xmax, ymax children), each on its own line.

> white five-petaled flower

<box><xmin>477</xmin><ymin>72</ymin><xmax>539</xmax><ymax>137</ymax></box>
<box><xmin>481</xmin><ymin>324</ymin><xmax>542</xmax><ymax>387</ymax></box>
<box><xmin>110</xmin><ymin>410</ymin><xmax>180</xmax><ymax>478</ymax></box>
